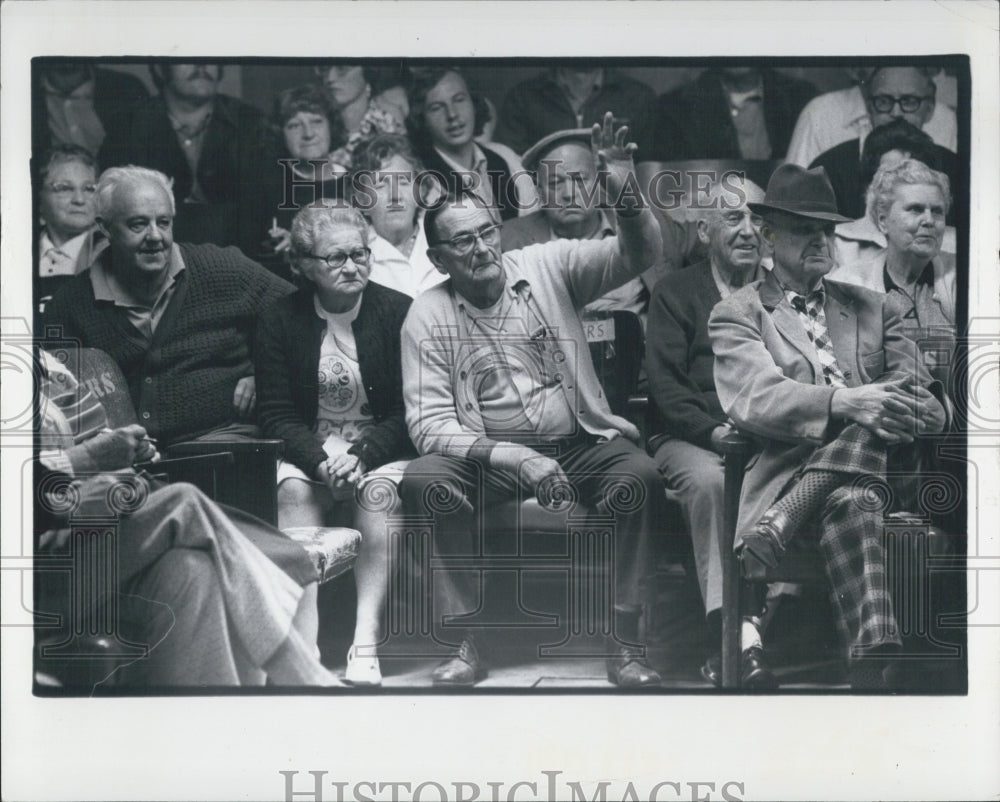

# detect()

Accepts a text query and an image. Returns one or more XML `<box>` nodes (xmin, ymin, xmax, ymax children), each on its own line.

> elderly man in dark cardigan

<box><xmin>43</xmin><ymin>165</ymin><xmax>293</xmax><ymax>448</ymax></box>
<box><xmin>645</xmin><ymin>175</ymin><xmax>777</xmax><ymax>689</ymax></box>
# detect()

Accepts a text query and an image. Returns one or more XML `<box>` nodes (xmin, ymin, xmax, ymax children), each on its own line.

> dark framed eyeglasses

<box><xmin>300</xmin><ymin>247</ymin><xmax>371</xmax><ymax>269</ymax></box>
<box><xmin>432</xmin><ymin>223</ymin><xmax>501</xmax><ymax>253</ymax></box>
<box><xmin>869</xmin><ymin>94</ymin><xmax>930</xmax><ymax>114</ymax></box>
<box><xmin>45</xmin><ymin>182</ymin><xmax>97</xmax><ymax>196</ymax></box>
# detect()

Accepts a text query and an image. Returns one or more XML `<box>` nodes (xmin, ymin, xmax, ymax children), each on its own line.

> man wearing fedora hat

<box><xmin>708</xmin><ymin>163</ymin><xmax>947</xmax><ymax>689</ymax></box>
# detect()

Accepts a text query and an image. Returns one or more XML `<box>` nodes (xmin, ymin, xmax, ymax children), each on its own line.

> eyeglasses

<box><xmin>869</xmin><ymin>94</ymin><xmax>930</xmax><ymax>114</ymax></box>
<box><xmin>45</xmin><ymin>182</ymin><xmax>97</xmax><ymax>196</ymax></box>
<box><xmin>301</xmin><ymin>247</ymin><xmax>371</xmax><ymax>269</ymax></box>
<box><xmin>433</xmin><ymin>223</ymin><xmax>501</xmax><ymax>253</ymax></box>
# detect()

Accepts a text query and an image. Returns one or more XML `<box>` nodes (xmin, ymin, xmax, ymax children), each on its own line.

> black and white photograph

<box><xmin>2</xmin><ymin>2</ymin><xmax>998</xmax><ymax>801</ymax></box>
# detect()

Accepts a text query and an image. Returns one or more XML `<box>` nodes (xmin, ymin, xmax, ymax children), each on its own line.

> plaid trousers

<box><xmin>786</xmin><ymin>424</ymin><xmax>901</xmax><ymax>658</ymax></box>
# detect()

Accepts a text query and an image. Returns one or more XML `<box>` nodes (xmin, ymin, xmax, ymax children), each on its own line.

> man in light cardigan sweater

<box><xmin>399</xmin><ymin>113</ymin><xmax>668</xmax><ymax>687</ymax></box>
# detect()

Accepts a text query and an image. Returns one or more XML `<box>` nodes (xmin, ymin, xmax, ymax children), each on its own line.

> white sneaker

<box><xmin>343</xmin><ymin>644</ymin><xmax>382</xmax><ymax>687</ymax></box>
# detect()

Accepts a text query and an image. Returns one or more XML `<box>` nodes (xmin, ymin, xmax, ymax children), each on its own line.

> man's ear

<box><xmin>427</xmin><ymin>247</ymin><xmax>449</xmax><ymax>276</ymax></box>
<box><xmin>696</xmin><ymin>218</ymin><xmax>711</xmax><ymax>246</ymax></box>
<box><xmin>760</xmin><ymin>221</ymin><xmax>776</xmax><ymax>245</ymax></box>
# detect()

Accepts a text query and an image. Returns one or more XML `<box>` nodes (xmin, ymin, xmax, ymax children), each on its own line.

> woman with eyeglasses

<box><xmin>35</xmin><ymin>145</ymin><xmax>106</xmax><ymax>317</ymax></box>
<box><xmin>313</xmin><ymin>64</ymin><xmax>407</xmax><ymax>170</ymax></box>
<box><xmin>255</xmin><ymin>205</ymin><xmax>415</xmax><ymax>686</ymax></box>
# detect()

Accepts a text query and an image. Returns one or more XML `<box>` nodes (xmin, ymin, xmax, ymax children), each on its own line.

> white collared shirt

<box><xmin>786</xmin><ymin>85</ymin><xmax>958</xmax><ymax>168</ymax></box>
<box><xmin>433</xmin><ymin>142</ymin><xmax>496</xmax><ymax>207</ymax></box>
<box><xmin>38</xmin><ymin>229</ymin><xmax>91</xmax><ymax>278</ymax></box>
<box><xmin>367</xmin><ymin>220</ymin><xmax>446</xmax><ymax>298</ymax></box>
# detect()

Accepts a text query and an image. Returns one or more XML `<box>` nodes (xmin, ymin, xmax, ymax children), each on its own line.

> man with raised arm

<box><xmin>399</xmin><ymin>113</ymin><xmax>667</xmax><ymax>688</ymax></box>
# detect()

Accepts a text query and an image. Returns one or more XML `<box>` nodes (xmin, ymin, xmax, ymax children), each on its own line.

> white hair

<box><xmin>95</xmin><ymin>165</ymin><xmax>176</xmax><ymax>220</ymax></box>
<box><xmin>290</xmin><ymin>205</ymin><xmax>370</xmax><ymax>257</ymax></box>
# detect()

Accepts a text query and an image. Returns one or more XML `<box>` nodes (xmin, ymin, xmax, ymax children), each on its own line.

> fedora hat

<box><xmin>521</xmin><ymin>128</ymin><xmax>592</xmax><ymax>173</ymax></box>
<box><xmin>747</xmin><ymin>164</ymin><xmax>852</xmax><ymax>223</ymax></box>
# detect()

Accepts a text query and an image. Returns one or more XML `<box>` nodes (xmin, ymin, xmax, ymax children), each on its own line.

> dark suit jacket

<box><xmin>646</xmin><ymin>261</ymin><xmax>727</xmax><ymax>450</ymax></box>
<box><xmin>255</xmin><ymin>282</ymin><xmax>416</xmax><ymax>478</ymax></box>
<box><xmin>31</xmin><ymin>67</ymin><xmax>149</xmax><ymax>159</ymax></box>
<box><xmin>99</xmin><ymin>93</ymin><xmax>272</xmax><ymax>255</ymax></box>
<box><xmin>419</xmin><ymin>143</ymin><xmax>521</xmax><ymax>221</ymax></box>
<box><xmin>708</xmin><ymin>270</ymin><xmax>935</xmax><ymax>544</ymax></box>
<box><xmin>652</xmin><ymin>69</ymin><xmax>816</xmax><ymax>161</ymax></box>
<box><xmin>810</xmin><ymin>138</ymin><xmax>960</xmax><ymax>222</ymax></box>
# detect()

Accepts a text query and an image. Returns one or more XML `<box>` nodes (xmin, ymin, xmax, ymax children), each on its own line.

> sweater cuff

<box><xmin>40</xmin><ymin>449</ymin><xmax>76</xmax><ymax>478</ymax></box>
<box><xmin>467</xmin><ymin>436</ymin><xmax>499</xmax><ymax>466</ymax></box>
<box><xmin>689</xmin><ymin>420</ymin><xmax>724</xmax><ymax>452</ymax></box>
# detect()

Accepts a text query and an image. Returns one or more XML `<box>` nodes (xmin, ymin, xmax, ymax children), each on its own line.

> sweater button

<box><xmin>144</xmin><ymin>377</ymin><xmax>153</xmax><ymax>384</ymax></box>
<box><xmin>141</xmin><ymin>411</ymin><xmax>151</xmax><ymax>420</ymax></box>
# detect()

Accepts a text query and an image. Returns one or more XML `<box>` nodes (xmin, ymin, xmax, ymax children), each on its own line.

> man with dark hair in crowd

<box><xmin>399</xmin><ymin>114</ymin><xmax>668</xmax><ymax>688</ymax></box>
<box><xmin>495</xmin><ymin>64</ymin><xmax>657</xmax><ymax>158</ymax></box>
<box><xmin>406</xmin><ymin>67</ymin><xmax>534</xmax><ymax>222</ymax></box>
<box><xmin>651</xmin><ymin>66</ymin><xmax>816</xmax><ymax>162</ymax></box>
<box><xmin>44</xmin><ymin>165</ymin><xmax>292</xmax><ymax>449</ymax></box>
<box><xmin>34</xmin><ymin>145</ymin><xmax>107</xmax><ymax>320</ymax></box>
<box><xmin>32</xmin><ymin>61</ymin><xmax>148</xmax><ymax>158</ymax></box>
<box><xmin>99</xmin><ymin>63</ymin><xmax>271</xmax><ymax>256</ymax></box>
<box><xmin>812</xmin><ymin>117</ymin><xmax>959</xmax><ymax>221</ymax></box>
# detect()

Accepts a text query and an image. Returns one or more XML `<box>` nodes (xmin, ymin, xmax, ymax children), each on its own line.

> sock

<box><xmin>767</xmin><ymin>469</ymin><xmax>845</xmax><ymax>543</ymax></box>
<box><xmin>705</xmin><ymin>609</ymin><xmax>722</xmax><ymax>647</ymax></box>
<box><xmin>614</xmin><ymin>607</ymin><xmax>641</xmax><ymax>644</ymax></box>
<box><xmin>740</xmin><ymin>619</ymin><xmax>763</xmax><ymax>652</ymax></box>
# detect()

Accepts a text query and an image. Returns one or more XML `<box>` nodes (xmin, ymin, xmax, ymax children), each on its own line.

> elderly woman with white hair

<box><xmin>830</xmin><ymin>158</ymin><xmax>955</xmax><ymax>383</ymax></box>
<box><xmin>255</xmin><ymin>205</ymin><xmax>415</xmax><ymax>686</ymax></box>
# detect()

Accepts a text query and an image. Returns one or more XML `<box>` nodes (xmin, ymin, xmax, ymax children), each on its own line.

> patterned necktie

<box><xmin>788</xmin><ymin>289</ymin><xmax>848</xmax><ymax>388</ymax></box>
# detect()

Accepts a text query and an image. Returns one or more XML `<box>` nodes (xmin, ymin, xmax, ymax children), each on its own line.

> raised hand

<box><xmin>591</xmin><ymin>111</ymin><xmax>641</xmax><ymax>214</ymax></box>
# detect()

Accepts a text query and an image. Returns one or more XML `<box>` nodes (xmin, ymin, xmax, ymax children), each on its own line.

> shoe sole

<box><xmin>431</xmin><ymin>671</ymin><xmax>487</xmax><ymax>687</ymax></box>
<box><xmin>341</xmin><ymin>676</ymin><xmax>382</xmax><ymax>687</ymax></box>
<box><xmin>700</xmin><ymin>663</ymin><xmax>722</xmax><ymax>688</ymax></box>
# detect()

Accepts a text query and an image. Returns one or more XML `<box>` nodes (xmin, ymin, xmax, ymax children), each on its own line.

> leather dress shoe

<box><xmin>740</xmin><ymin>518</ymin><xmax>787</xmax><ymax>580</ymax></box>
<box><xmin>431</xmin><ymin>636</ymin><xmax>487</xmax><ymax>686</ymax></box>
<box><xmin>701</xmin><ymin>646</ymin><xmax>779</xmax><ymax>689</ymax></box>
<box><xmin>606</xmin><ymin>642</ymin><xmax>661</xmax><ymax>687</ymax></box>
<box><xmin>757</xmin><ymin>507</ymin><xmax>792</xmax><ymax>542</ymax></box>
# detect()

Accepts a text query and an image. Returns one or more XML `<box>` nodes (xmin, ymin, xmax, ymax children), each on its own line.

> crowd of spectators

<box><xmin>32</xmin><ymin>60</ymin><xmax>965</xmax><ymax>691</ymax></box>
